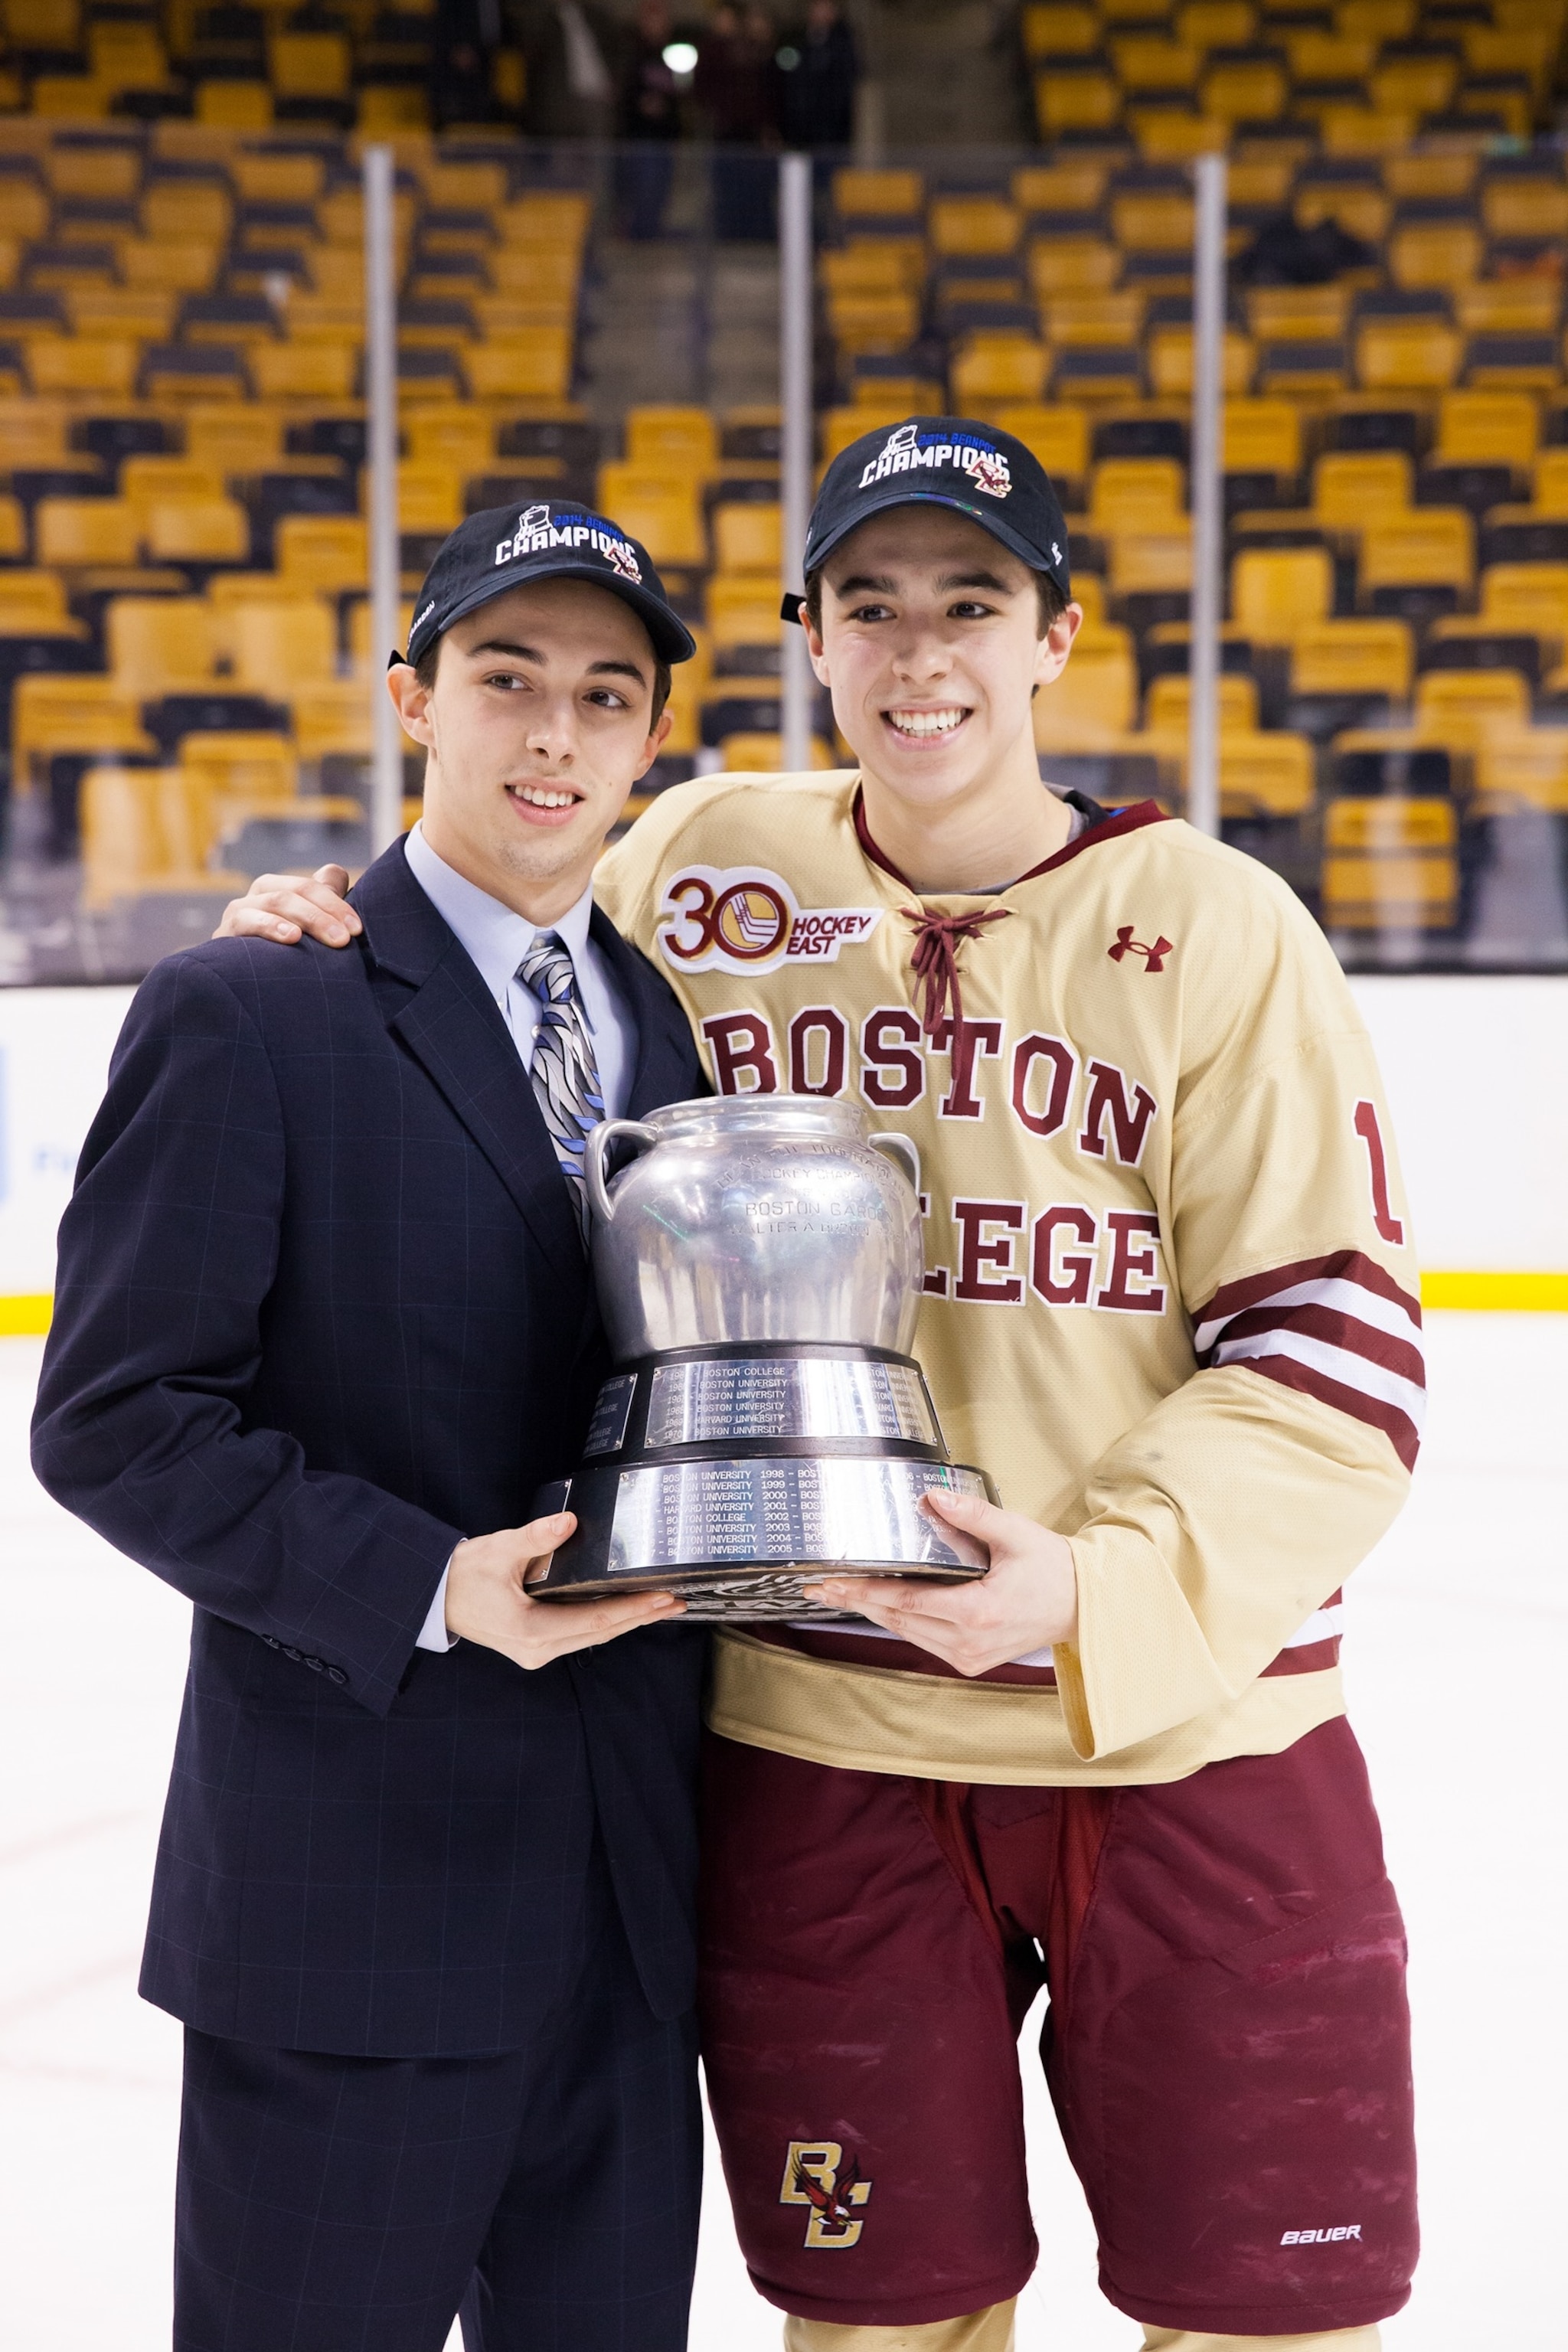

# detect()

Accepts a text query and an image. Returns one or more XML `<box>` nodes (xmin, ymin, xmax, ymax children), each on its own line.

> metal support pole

<box><xmin>364</xmin><ymin>142</ymin><xmax>403</xmax><ymax>854</ymax></box>
<box><xmin>1187</xmin><ymin>149</ymin><xmax>1227</xmax><ymax>841</ymax></box>
<box><xmin>779</xmin><ymin>152</ymin><xmax>814</xmax><ymax>776</ymax></box>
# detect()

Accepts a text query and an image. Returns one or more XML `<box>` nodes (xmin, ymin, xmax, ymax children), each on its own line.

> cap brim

<box><xmin>806</xmin><ymin>485</ymin><xmax>1071</xmax><ymax>596</ymax></box>
<box><xmin>412</xmin><ymin>557</ymin><xmax>697</xmax><ymax>667</ymax></box>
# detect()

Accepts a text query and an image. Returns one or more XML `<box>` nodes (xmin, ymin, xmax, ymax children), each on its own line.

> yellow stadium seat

<box><xmin>250</xmin><ymin>342</ymin><xmax>357</xmax><ymax>400</ymax></box>
<box><xmin>1355</xmin><ymin>318</ymin><xmax>1463</xmax><ymax>394</ymax></box>
<box><xmin>1481</xmin><ymin>178</ymin><xmax>1568</xmax><ymax>243</ymax></box>
<box><xmin>1033</xmin><ymin>623</ymin><xmax>1138</xmax><ymax>749</ymax></box>
<box><xmin>120</xmin><ymin>459</ymin><xmax>226</xmax><ymax>526</ymax></box>
<box><xmin>347</xmin><ymin>597</ymin><xmax>418</xmax><ymax>675</ymax></box>
<box><xmin>1041</xmin><ymin>291</ymin><xmax>1145</xmax><ymax>348</ymax></box>
<box><xmin>106</xmin><ymin>596</ymin><xmax>217</xmax><ymax>690</ymax></box>
<box><xmin>1013</xmin><ymin>162</ymin><xmax>1109</xmax><ymax>214</ymax></box>
<box><xmin>1231</xmin><ymin>547</ymin><xmax>1334</xmax><ymax>641</ymax></box>
<box><xmin>1293</xmin><ymin>181</ymin><xmax>1391</xmax><ymax>243</ymax></box>
<box><xmin>1176</xmin><ymin>0</ymin><xmax>1256</xmax><ymax>38</ymax></box>
<box><xmin>1321</xmin><ymin>107</ymin><xmax>1416</xmax><ymax>158</ymax></box>
<box><xmin>1336</xmin><ymin>0</ymin><xmax>1416</xmax><ymax>35</ymax></box>
<box><xmin>195</xmin><ymin>80</ymin><xmax>273</xmax><ymax>128</ymax></box>
<box><xmin>825</xmin><ymin>289</ymin><xmax>921</xmax><ymax>355</ymax></box>
<box><xmin>712</xmin><ymin>503</ymin><xmax>782</xmax><ymax>577</ymax></box>
<box><xmin>278</xmin><ymin>515</ymin><xmax>368</xmax><ymax>591</ymax></box>
<box><xmin>715</xmin><ymin>733</ymin><xmax>836</xmax><ymax>773</ymax></box>
<box><xmin>81</xmin><ymin>765</ymin><xmax>217</xmax><ymax>911</ymax></box>
<box><xmin>465</xmin><ymin>334</ymin><xmax>573</xmax><ymax>403</ymax></box>
<box><xmin>394</xmin><ymin>461</ymin><xmax>463</xmax><ymax>534</ymax></box>
<box><xmin>1110</xmin><ymin>191</ymin><xmax>1194</xmax><ymax>254</ymax></box>
<box><xmin>1359</xmin><ymin>512</ymin><xmax>1474</xmax><ymax>606</ymax></box>
<box><xmin>232</xmin><ymin>152</ymin><xmax>326</xmax><ymax>206</ymax></box>
<box><xmin>184</xmin><ymin>405</ymin><xmax>284</xmax><ymax>471</ymax></box>
<box><xmin>403</xmin><ymin>407</ymin><xmax>494</xmax><ymax>472</ymax></box>
<box><xmin>1389</xmin><ymin>223</ymin><xmax>1483</xmax><ymax>292</ymax></box>
<box><xmin>1529</xmin><ymin>451</ymin><xmax>1568</xmax><ymax>517</ymax></box>
<box><xmin>181</xmin><ymin>731</ymin><xmax>299</xmax><ymax>818</ymax></box>
<box><xmin>1203</xmin><ymin>57</ymin><xmax>1287</xmax><ymax>119</ymax></box>
<box><xmin>228</xmin><ymin>599</ymin><xmax>338</xmax><ymax>690</ymax></box>
<box><xmin>145</xmin><ymin>497</ymin><xmax>250</xmax><ymax>566</ymax></box>
<box><xmin>1026</xmin><ymin>238</ymin><xmax>1122</xmax><ymax>296</ymax></box>
<box><xmin>1370</xmin><ymin>52</ymin><xmax>1459</xmax><ymax>115</ymax></box>
<box><xmin>1246</xmin><ymin>286</ymin><xmax>1350</xmax><ymax>345</ymax></box>
<box><xmin>1148</xmin><ymin>326</ymin><xmax>1256</xmax><ymax>400</ymax></box>
<box><xmin>283</xmin><ymin>296</ymin><xmax>364</xmax><ymax>347</ymax></box>
<box><xmin>142</xmin><ymin>178</ymin><xmax>230</xmax><ymax>243</ymax></box>
<box><xmin>706</xmin><ymin>577</ymin><xmax>784</xmax><ymax>649</ymax></box>
<box><xmin>119</xmin><ymin>237</ymin><xmax>219</xmax><ymax>294</ymax></box>
<box><xmin>499</xmin><ymin>192</ymin><xmax>593</xmax><ymax>250</ymax></box>
<box><xmin>26</xmin><ymin>338</ymin><xmax>138</xmax><ymax>398</ymax></box>
<box><xmin>1435</xmin><ymin>390</ymin><xmax>1541</xmax><ymax>469</ymax></box>
<box><xmin>1089</xmin><ymin>457</ymin><xmax>1186</xmax><ymax>532</ymax></box>
<box><xmin>1035</xmin><ymin>73</ymin><xmax>1122</xmax><ymax>136</ymax></box>
<box><xmin>1223</xmin><ymin>398</ymin><xmax>1302</xmax><ymax>479</ymax></box>
<box><xmin>290</xmin><ymin>684</ymin><xmax>372</xmax><ymax>762</ymax></box>
<box><xmin>1413</xmin><ymin>668</ymin><xmax>1530</xmax><ymax>740</ymax></box>
<box><xmin>31</xmin><ymin>77</ymin><xmax>112</xmax><ymax>119</ymax></box>
<box><xmin>1456</xmin><ymin>282</ymin><xmax>1561</xmax><ymax>340</ymax></box>
<box><xmin>626</xmin><ymin>407</ymin><xmax>719</xmax><ymax>477</ymax></box>
<box><xmin>1129</xmin><ymin>113</ymin><xmax>1230</xmax><ymax>164</ymax></box>
<box><xmin>270</xmin><ymin>31</ymin><xmax>351</xmax><ymax>96</ymax></box>
<box><xmin>1460</xmin><ymin>24</ymin><xmax>1557</xmax><ymax>96</ymax></box>
<box><xmin>1284</xmin><ymin>28</ymin><xmax>1375</xmax><ymax>78</ymax></box>
<box><xmin>1479</xmin><ymin>562</ymin><xmax>1568</xmax><ymax>644</ymax></box>
<box><xmin>1475</xmin><ymin>730</ymin><xmax>1568</xmax><ymax>814</ymax></box>
<box><xmin>11</xmin><ymin>678</ymin><xmax>151</xmax><ymax>785</ymax></box>
<box><xmin>0</xmin><ymin>177</ymin><xmax>48</xmax><ymax>241</ymax></box>
<box><xmin>0</xmin><ymin>569</ymin><xmax>68</xmax><ymax>629</ymax></box>
<box><xmin>951</xmin><ymin>336</ymin><xmax>1050</xmax><ymax>406</ymax></box>
<box><xmin>425</xmin><ymin>158</ymin><xmax>511</xmax><ymax>212</ymax></box>
<box><xmin>0</xmin><ymin>493</ymin><xmax>21</xmax><ymax>557</ymax></box>
<box><xmin>1312</xmin><ymin>451</ymin><xmax>1413</xmax><ymax>530</ymax></box>
<box><xmin>65</xmin><ymin>288</ymin><xmax>176</xmax><ymax>340</ymax></box>
<box><xmin>36</xmin><ymin>497</ymin><xmax>139</xmax><ymax>567</ymax></box>
<box><xmin>929</xmin><ymin>198</ymin><xmax>1021</xmax><ymax>257</ymax></box>
<box><xmin>1145</xmin><ymin>672</ymin><xmax>1260</xmax><ymax>733</ymax></box>
<box><xmin>1112</xmin><ymin>36</ymin><xmax>1201</xmax><ymax>94</ymax></box>
<box><xmin>1291</xmin><ymin>619</ymin><xmax>1413</xmax><ymax>699</ymax></box>
<box><xmin>832</xmin><ymin>169</ymin><xmax>923</xmax><ymax>220</ymax></box>
<box><xmin>992</xmin><ymin>403</ymin><xmax>1092</xmax><ymax>485</ymax></box>
<box><xmin>1021</xmin><ymin>4</ymin><xmax>1099</xmax><ymax>57</ymax></box>
<box><xmin>594</xmin><ymin>466</ymin><xmax>706</xmax><ymax>570</ymax></box>
<box><xmin>1321</xmin><ymin>796</ymin><xmax>1456</xmax><ymax>931</ymax></box>
<box><xmin>0</xmin><ymin>397</ymin><xmax>69</xmax><ymax>465</ymax></box>
<box><xmin>1219</xmin><ymin>732</ymin><xmax>1315</xmax><ymax>818</ymax></box>
<box><xmin>1109</xmin><ymin>530</ymin><xmax>1192</xmax><ymax>597</ymax></box>
<box><xmin>820</xmin><ymin>245</ymin><xmax>917</xmax><ymax>299</ymax></box>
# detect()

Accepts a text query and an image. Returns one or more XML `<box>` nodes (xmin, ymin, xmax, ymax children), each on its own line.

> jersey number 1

<box><xmin>1354</xmin><ymin>1100</ymin><xmax>1405</xmax><ymax>1247</ymax></box>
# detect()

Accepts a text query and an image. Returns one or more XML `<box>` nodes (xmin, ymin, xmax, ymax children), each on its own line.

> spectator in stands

<box><xmin>777</xmin><ymin>0</ymin><xmax>858</xmax><ymax>152</ymax></box>
<box><xmin>616</xmin><ymin>0</ymin><xmax>681</xmax><ymax>240</ymax></box>
<box><xmin>433</xmin><ymin>0</ymin><xmax>503</xmax><ymax>125</ymax></box>
<box><xmin>516</xmin><ymin>0</ymin><xmax>622</xmax><ymax>141</ymax></box>
<box><xmin>695</xmin><ymin>2</ymin><xmax>779</xmax><ymax>241</ymax></box>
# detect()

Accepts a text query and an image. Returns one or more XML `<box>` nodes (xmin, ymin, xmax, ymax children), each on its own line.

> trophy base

<box><xmin>530</xmin><ymin>1453</ymin><xmax>996</xmax><ymax>1618</ymax></box>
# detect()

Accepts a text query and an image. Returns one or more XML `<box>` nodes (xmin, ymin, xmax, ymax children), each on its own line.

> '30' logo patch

<box><xmin>656</xmin><ymin>865</ymin><xmax>883</xmax><ymax>975</ymax></box>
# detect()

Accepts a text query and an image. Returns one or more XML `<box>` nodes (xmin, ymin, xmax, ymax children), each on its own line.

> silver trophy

<box><xmin>529</xmin><ymin>1094</ymin><xmax>997</xmax><ymax>1621</ymax></box>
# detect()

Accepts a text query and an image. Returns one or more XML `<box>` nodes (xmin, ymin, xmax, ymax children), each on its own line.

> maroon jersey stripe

<box><xmin>1202</xmin><ymin>1302</ymin><xmax>1426</xmax><ymax>1387</ymax></box>
<box><xmin>1240</xmin><ymin>1351</ymin><xmax>1421</xmax><ymax>1471</ymax></box>
<box><xmin>1196</xmin><ymin>1249</ymin><xmax>1422</xmax><ymax>1331</ymax></box>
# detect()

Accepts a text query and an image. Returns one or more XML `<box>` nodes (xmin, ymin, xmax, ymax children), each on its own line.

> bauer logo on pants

<box><xmin>779</xmin><ymin>2141</ymin><xmax>873</xmax><ymax>2248</ymax></box>
<box><xmin>657</xmin><ymin>866</ymin><xmax>884</xmax><ymax>975</ymax></box>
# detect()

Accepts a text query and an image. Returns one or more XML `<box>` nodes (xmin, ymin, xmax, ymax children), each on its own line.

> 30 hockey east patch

<box><xmin>656</xmin><ymin>864</ymin><xmax>884</xmax><ymax>975</ymax></box>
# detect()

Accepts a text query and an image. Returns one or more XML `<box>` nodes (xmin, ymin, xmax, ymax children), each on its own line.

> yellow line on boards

<box><xmin>2</xmin><ymin>1277</ymin><xmax>1568</xmax><ymax>1332</ymax></box>
<box><xmin>0</xmin><ymin>1295</ymin><xmax>53</xmax><ymax>1335</ymax></box>
<box><xmin>1420</xmin><ymin>1272</ymin><xmax>1568</xmax><ymax>1312</ymax></box>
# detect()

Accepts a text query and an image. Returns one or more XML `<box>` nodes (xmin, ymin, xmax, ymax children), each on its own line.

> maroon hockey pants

<box><xmin>699</xmin><ymin>1717</ymin><xmax>1418</xmax><ymax>2335</ymax></box>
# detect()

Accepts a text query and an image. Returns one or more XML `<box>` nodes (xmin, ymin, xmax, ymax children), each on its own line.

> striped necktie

<box><xmin>518</xmin><ymin>930</ymin><xmax>605</xmax><ymax>1246</ymax></box>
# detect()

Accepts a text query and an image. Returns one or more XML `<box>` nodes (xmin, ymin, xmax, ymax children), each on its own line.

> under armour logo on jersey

<box><xmin>1109</xmin><ymin>926</ymin><xmax>1174</xmax><ymax>973</ymax></box>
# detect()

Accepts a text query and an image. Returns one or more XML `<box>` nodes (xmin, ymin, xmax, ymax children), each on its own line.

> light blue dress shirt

<box><xmin>403</xmin><ymin>822</ymin><xmax>639</xmax><ymax>1649</ymax></box>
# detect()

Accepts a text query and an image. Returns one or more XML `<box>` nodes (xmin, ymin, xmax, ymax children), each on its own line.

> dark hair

<box><xmin>411</xmin><ymin>629</ymin><xmax>671</xmax><ymax>724</ymax></box>
<box><xmin>801</xmin><ymin>566</ymin><xmax>1068</xmax><ymax>636</ymax></box>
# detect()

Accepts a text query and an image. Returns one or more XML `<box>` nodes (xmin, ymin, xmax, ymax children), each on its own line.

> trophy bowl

<box><xmin>529</xmin><ymin>1096</ymin><xmax>995</xmax><ymax>1621</ymax></box>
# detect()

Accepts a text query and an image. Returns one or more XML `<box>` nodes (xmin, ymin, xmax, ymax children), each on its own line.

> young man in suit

<box><xmin>33</xmin><ymin>505</ymin><xmax>710</xmax><ymax>2352</ymax></box>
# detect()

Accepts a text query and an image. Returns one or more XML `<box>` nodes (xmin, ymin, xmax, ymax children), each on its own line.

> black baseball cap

<box><xmin>400</xmin><ymin>498</ymin><xmax>697</xmax><ymax>671</ymax></box>
<box><xmin>782</xmin><ymin>415</ymin><xmax>1071</xmax><ymax>621</ymax></box>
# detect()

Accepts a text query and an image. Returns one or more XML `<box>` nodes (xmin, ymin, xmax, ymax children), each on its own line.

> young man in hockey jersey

<box><xmin>222</xmin><ymin>420</ymin><xmax>1423</xmax><ymax>2352</ymax></box>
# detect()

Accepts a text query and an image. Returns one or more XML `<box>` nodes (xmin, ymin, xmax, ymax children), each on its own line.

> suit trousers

<box><xmin>172</xmin><ymin>1847</ymin><xmax>701</xmax><ymax>2352</ymax></box>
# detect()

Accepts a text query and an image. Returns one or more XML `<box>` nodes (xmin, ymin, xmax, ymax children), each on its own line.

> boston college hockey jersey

<box><xmin>596</xmin><ymin>772</ymin><xmax>1424</xmax><ymax>1787</ymax></box>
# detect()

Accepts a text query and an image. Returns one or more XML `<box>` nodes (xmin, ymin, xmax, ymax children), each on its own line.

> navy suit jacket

<box><xmin>32</xmin><ymin>841</ymin><xmax>708</xmax><ymax>2056</ymax></box>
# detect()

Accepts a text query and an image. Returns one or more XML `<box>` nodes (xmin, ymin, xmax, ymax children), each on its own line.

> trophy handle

<box><xmin>869</xmin><ymin>1130</ymin><xmax>921</xmax><ymax>1200</ymax></box>
<box><xmin>585</xmin><ymin>1119</ymin><xmax>659</xmax><ymax>1227</ymax></box>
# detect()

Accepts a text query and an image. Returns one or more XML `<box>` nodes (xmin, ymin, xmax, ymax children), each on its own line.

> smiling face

<box><xmin>805</xmin><ymin>507</ymin><xmax>1080</xmax><ymax>827</ymax></box>
<box><xmin>388</xmin><ymin>578</ymin><xmax>671</xmax><ymax>923</ymax></box>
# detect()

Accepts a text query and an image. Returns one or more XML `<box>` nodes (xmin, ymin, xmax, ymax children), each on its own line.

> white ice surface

<box><xmin>2</xmin><ymin>1318</ymin><xmax>1562</xmax><ymax>2351</ymax></box>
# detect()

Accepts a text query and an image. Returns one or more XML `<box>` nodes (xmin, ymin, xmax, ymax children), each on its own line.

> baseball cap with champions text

<box><xmin>399</xmin><ymin>498</ymin><xmax>697</xmax><ymax>672</ymax></box>
<box><xmin>782</xmin><ymin>415</ymin><xmax>1072</xmax><ymax>620</ymax></box>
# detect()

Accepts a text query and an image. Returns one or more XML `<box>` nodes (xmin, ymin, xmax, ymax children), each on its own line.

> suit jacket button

<box><xmin>327</xmin><ymin>1666</ymin><xmax>348</xmax><ymax>1686</ymax></box>
<box><xmin>263</xmin><ymin>1634</ymin><xmax>279</xmax><ymax>1649</ymax></box>
<box><xmin>283</xmin><ymin>1645</ymin><xmax>302</xmax><ymax>1662</ymax></box>
<box><xmin>304</xmin><ymin>1655</ymin><xmax>323</xmax><ymax>1671</ymax></box>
